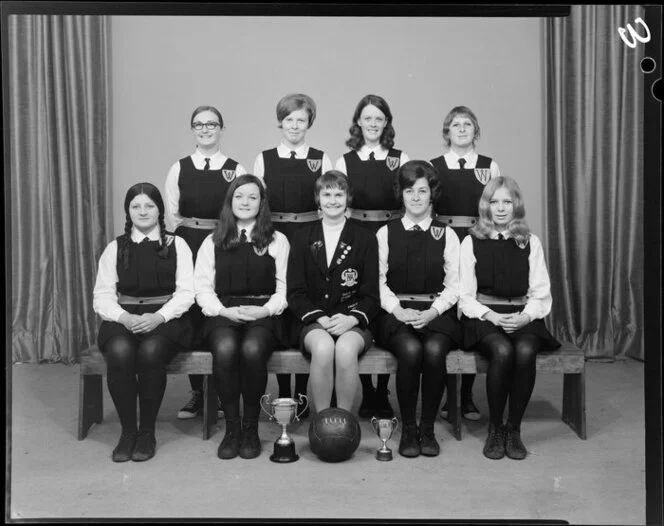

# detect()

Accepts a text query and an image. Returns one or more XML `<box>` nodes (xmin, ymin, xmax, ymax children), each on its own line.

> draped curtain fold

<box><xmin>9</xmin><ymin>15</ymin><xmax>111</xmax><ymax>363</ymax></box>
<box><xmin>544</xmin><ymin>5</ymin><xmax>644</xmax><ymax>359</ymax></box>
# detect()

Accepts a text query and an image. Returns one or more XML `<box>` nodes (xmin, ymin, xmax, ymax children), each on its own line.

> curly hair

<box><xmin>345</xmin><ymin>94</ymin><xmax>395</xmax><ymax>151</ymax></box>
<box><xmin>393</xmin><ymin>160</ymin><xmax>440</xmax><ymax>210</ymax></box>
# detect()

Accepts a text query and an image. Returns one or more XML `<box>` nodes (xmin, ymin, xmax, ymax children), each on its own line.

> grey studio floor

<box><xmin>8</xmin><ymin>359</ymin><xmax>645</xmax><ymax>524</ymax></box>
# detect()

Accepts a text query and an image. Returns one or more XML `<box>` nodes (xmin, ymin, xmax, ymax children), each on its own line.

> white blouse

<box><xmin>93</xmin><ymin>225</ymin><xmax>195</xmax><ymax>322</ymax></box>
<box><xmin>376</xmin><ymin>216</ymin><xmax>460</xmax><ymax>316</ymax></box>
<box><xmin>458</xmin><ymin>231</ymin><xmax>552</xmax><ymax>321</ymax></box>
<box><xmin>194</xmin><ymin>223</ymin><xmax>290</xmax><ymax>317</ymax></box>
<box><xmin>164</xmin><ymin>148</ymin><xmax>248</xmax><ymax>231</ymax></box>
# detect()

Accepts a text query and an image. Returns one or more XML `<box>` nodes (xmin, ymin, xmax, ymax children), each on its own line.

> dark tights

<box><xmin>477</xmin><ymin>332</ymin><xmax>540</xmax><ymax>429</ymax></box>
<box><xmin>103</xmin><ymin>334</ymin><xmax>177</xmax><ymax>433</ymax></box>
<box><xmin>209</xmin><ymin>326</ymin><xmax>274</xmax><ymax>424</ymax></box>
<box><xmin>387</xmin><ymin>330</ymin><xmax>456</xmax><ymax>426</ymax></box>
<box><xmin>359</xmin><ymin>373</ymin><xmax>390</xmax><ymax>393</ymax></box>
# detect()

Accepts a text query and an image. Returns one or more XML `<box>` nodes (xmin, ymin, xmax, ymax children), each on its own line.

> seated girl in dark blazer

<box><xmin>374</xmin><ymin>160</ymin><xmax>462</xmax><ymax>458</ymax></box>
<box><xmin>459</xmin><ymin>176</ymin><xmax>560</xmax><ymax>461</ymax></box>
<box><xmin>287</xmin><ymin>171</ymin><xmax>380</xmax><ymax>415</ymax></box>
<box><xmin>194</xmin><ymin>174</ymin><xmax>290</xmax><ymax>460</ymax></box>
<box><xmin>93</xmin><ymin>182</ymin><xmax>195</xmax><ymax>463</ymax></box>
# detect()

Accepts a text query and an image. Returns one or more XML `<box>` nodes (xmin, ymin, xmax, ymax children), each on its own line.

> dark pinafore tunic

<box><xmin>201</xmin><ymin>238</ymin><xmax>286</xmax><ymax>346</ymax></box>
<box><xmin>430</xmin><ymin>154</ymin><xmax>493</xmax><ymax>241</ymax></box>
<box><xmin>345</xmin><ymin>149</ymin><xmax>403</xmax><ymax>234</ymax></box>
<box><xmin>97</xmin><ymin>236</ymin><xmax>193</xmax><ymax>350</ymax></box>
<box><xmin>262</xmin><ymin>147</ymin><xmax>325</xmax><ymax>241</ymax></box>
<box><xmin>461</xmin><ymin>236</ymin><xmax>561</xmax><ymax>351</ymax></box>
<box><xmin>175</xmin><ymin>155</ymin><xmax>239</xmax><ymax>259</ymax></box>
<box><xmin>374</xmin><ymin>219</ymin><xmax>462</xmax><ymax>346</ymax></box>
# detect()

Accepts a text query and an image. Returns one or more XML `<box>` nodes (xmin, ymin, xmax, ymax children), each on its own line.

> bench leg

<box><xmin>562</xmin><ymin>370</ymin><xmax>586</xmax><ymax>440</ymax></box>
<box><xmin>447</xmin><ymin>374</ymin><xmax>462</xmax><ymax>441</ymax></box>
<box><xmin>78</xmin><ymin>374</ymin><xmax>104</xmax><ymax>440</ymax></box>
<box><xmin>202</xmin><ymin>375</ymin><xmax>218</xmax><ymax>440</ymax></box>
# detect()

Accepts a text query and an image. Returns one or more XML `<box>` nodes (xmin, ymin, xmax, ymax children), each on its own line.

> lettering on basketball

<box><xmin>222</xmin><ymin>169</ymin><xmax>236</xmax><ymax>182</ymax></box>
<box><xmin>341</xmin><ymin>268</ymin><xmax>358</xmax><ymax>287</ymax></box>
<box><xmin>323</xmin><ymin>417</ymin><xmax>347</xmax><ymax>425</ymax></box>
<box><xmin>618</xmin><ymin>17</ymin><xmax>651</xmax><ymax>49</ymax></box>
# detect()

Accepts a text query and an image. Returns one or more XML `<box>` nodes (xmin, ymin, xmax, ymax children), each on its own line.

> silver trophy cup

<box><xmin>371</xmin><ymin>416</ymin><xmax>399</xmax><ymax>461</ymax></box>
<box><xmin>260</xmin><ymin>393</ymin><xmax>309</xmax><ymax>463</ymax></box>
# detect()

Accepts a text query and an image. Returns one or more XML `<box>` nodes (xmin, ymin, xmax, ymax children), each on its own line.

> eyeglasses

<box><xmin>192</xmin><ymin>122</ymin><xmax>221</xmax><ymax>131</ymax></box>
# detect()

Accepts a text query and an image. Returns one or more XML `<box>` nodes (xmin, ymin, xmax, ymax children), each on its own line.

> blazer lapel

<box><xmin>307</xmin><ymin>221</ymin><xmax>328</xmax><ymax>275</ymax></box>
<box><xmin>327</xmin><ymin>220</ymin><xmax>354</xmax><ymax>274</ymax></box>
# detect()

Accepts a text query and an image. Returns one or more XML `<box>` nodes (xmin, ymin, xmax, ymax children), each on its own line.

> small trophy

<box><xmin>371</xmin><ymin>416</ymin><xmax>399</xmax><ymax>461</ymax></box>
<box><xmin>260</xmin><ymin>393</ymin><xmax>309</xmax><ymax>463</ymax></box>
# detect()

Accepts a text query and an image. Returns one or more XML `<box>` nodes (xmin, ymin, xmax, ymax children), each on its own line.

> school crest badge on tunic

<box><xmin>253</xmin><ymin>245</ymin><xmax>268</xmax><ymax>256</ymax></box>
<box><xmin>222</xmin><ymin>170</ymin><xmax>236</xmax><ymax>182</ymax></box>
<box><xmin>307</xmin><ymin>159</ymin><xmax>322</xmax><ymax>172</ymax></box>
<box><xmin>340</xmin><ymin>268</ymin><xmax>358</xmax><ymax>287</ymax></box>
<box><xmin>430</xmin><ymin>226</ymin><xmax>445</xmax><ymax>240</ymax></box>
<box><xmin>474</xmin><ymin>169</ymin><xmax>491</xmax><ymax>185</ymax></box>
<box><xmin>386</xmin><ymin>156</ymin><xmax>400</xmax><ymax>171</ymax></box>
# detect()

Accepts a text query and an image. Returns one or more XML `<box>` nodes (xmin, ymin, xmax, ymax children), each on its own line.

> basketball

<box><xmin>309</xmin><ymin>407</ymin><xmax>361</xmax><ymax>462</ymax></box>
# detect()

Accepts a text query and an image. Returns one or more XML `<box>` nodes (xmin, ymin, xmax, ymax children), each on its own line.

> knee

<box><xmin>334</xmin><ymin>344</ymin><xmax>359</xmax><ymax>371</ymax></box>
<box><xmin>391</xmin><ymin>337</ymin><xmax>423</xmax><ymax>371</ymax></box>
<box><xmin>308</xmin><ymin>340</ymin><xmax>335</xmax><ymax>368</ymax></box>
<box><xmin>104</xmin><ymin>337</ymin><xmax>135</xmax><ymax>371</ymax></box>
<box><xmin>514</xmin><ymin>341</ymin><xmax>538</xmax><ymax>368</ymax></box>
<box><xmin>241</xmin><ymin>338</ymin><xmax>269</xmax><ymax>367</ymax></box>
<box><xmin>136</xmin><ymin>337</ymin><xmax>171</xmax><ymax>372</ymax></box>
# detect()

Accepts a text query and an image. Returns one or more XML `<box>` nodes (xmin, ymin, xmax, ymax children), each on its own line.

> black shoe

<box><xmin>418</xmin><ymin>423</ymin><xmax>440</xmax><ymax>457</ymax></box>
<box><xmin>374</xmin><ymin>389</ymin><xmax>394</xmax><ymax>419</ymax></box>
<box><xmin>482</xmin><ymin>424</ymin><xmax>506</xmax><ymax>460</ymax></box>
<box><xmin>177</xmin><ymin>390</ymin><xmax>203</xmax><ymax>420</ymax></box>
<box><xmin>398</xmin><ymin>423</ymin><xmax>421</xmax><ymax>458</ymax></box>
<box><xmin>462</xmin><ymin>397</ymin><xmax>481</xmax><ymax>421</ymax></box>
<box><xmin>112</xmin><ymin>432</ymin><xmax>136</xmax><ymax>463</ymax></box>
<box><xmin>358</xmin><ymin>388</ymin><xmax>376</xmax><ymax>418</ymax></box>
<box><xmin>131</xmin><ymin>430</ymin><xmax>156</xmax><ymax>462</ymax></box>
<box><xmin>295</xmin><ymin>393</ymin><xmax>310</xmax><ymax>419</ymax></box>
<box><xmin>217</xmin><ymin>420</ymin><xmax>241</xmax><ymax>460</ymax></box>
<box><xmin>239</xmin><ymin>422</ymin><xmax>262</xmax><ymax>459</ymax></box>
<box><xmin>505</xmin><ymin>423</ymin><xmax>528</xmax><ymax>460</ymax></box>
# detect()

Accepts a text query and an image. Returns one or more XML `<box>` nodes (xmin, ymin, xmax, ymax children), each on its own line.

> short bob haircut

<box><xmin>212</xmin><ymin>174</ymin><xmax>275</xmax><ymax>251</ymax></box>
<box><xmin>469</xmin><ymin>176</ymin><xmax>531</xmax><ymax>246</ymax></box>
<box><xmin>345</xmin><ymin>94</ymin><xmax>396</xmax><ymax>151</ymax></box>
<box><xmin>190</xmin><ymin>105</ymin><xmax>224</xmax><ymax>129</ymax></box>
<box><xmin>120</xmin><ymin>182</ymin><xmax>169</xmax><ymax>268</ymax></box>
<box><xmin>441</xmin><ymin>105</ymin><xmax>481</xmax><ymax>147</ymax></box>
<box><xmin>276</xmin><ymin>93</ymin><xmax>317</xmax><ymax>128</ymax></box>
<box><xmin>394</xmin><ymin>160</ymin><xmax>440</xmax><ymax>208</ymax></box>
<box><xmin>313</xmin><ymin>170</ymin><xmax>353</xmax><ymax>208</ymax></box>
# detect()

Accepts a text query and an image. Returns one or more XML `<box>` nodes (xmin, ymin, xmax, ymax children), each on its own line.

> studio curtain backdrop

<box><xmin>544</xmin><ymin>5</ymin><xmax>644</xmax><ymax>359</ymax></box>
<box><xmin>9</xmin><ymin>15</ymin><xmax>111</xmax><ymax>363</ymax></box>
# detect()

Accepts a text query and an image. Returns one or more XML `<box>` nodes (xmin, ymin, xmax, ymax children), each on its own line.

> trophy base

<box><xmin>270</xmin><ymin>442</ymin><xmax>299</xmax><ymax>463</ymax></box>
<box><xmin>376</xmin><ymin>449</ymin><xmax>393</xmax><ymax>461</ymax></box>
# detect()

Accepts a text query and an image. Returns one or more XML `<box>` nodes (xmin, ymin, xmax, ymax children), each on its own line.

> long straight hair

<box><xmin>119</xmin><ymin>182</ymin><xmax>169</xmax><ymax>269</ymax></box>
<box><xmin>212</xmin><ymin>174</ymin><xmax>275</xmax><ymax>251</ymax></box>
<box><xmin>469</xmin><ymin>176</ymin><xmax>531</xmax><ymax>246</ymax></box>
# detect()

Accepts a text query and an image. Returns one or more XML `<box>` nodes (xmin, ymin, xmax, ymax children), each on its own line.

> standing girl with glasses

<box><xmin>374</xmin><ymin>161</ymin><xmax>461</xmax><ymax>458</ymax></box>
<box><xmin>165</xmin><ymin>105</ymin><xmax>247</xmax><ymax>421</ymax></box>
<box><xmin>93</xmin><ymin>183</ymin><xmax>195</xmax><ymax>462</ymax></box>
<box><xmin>430</xmin><ymin>105</ymin><xmax>501</xmax><ymax>422</ymax></box>
<box><xmin>195</xmin><ymin>174</ymin><xmax>290</xmax><ymax>460</ymax></box>
<box><xmin>287</xmin><ymin>171</ymin><xmax>380</xmax><ymax>415</ymax></box>
<box><xmin>253</xmin><ymin>94</ymin><xmax>333</xmax><ymax>418</ymax></box>
<box><xmin>459</xmin><ymin>176</ymin><xmax>560</xmax><ymax>460</ymax></box>
<box><xmin>335</xmin><ymin>94</ymin><xmax>410</xmax><ymax>420</ymax></box>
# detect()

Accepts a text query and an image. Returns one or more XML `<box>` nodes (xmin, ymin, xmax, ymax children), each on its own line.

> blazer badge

<box><xmin>386</xmin><ymin>156</ymin><xmax>400</xmax><ymax>171</ymax></box>
<box><xmin>222</xmin><ymin>169</ymin><xmax>236</xmax><ymax>182</ymax></box>
<box><xmin>430</xmin><ymin>226</ymin><xmax>445</xmax><ymax>240</ymax></box>
<box><xmin>341</xmin><ymin>268</ymin><xmax>359</xmax><ymax>287</ymax></box>
<box><xmin>307</xmin><ymin>159</ymin><xmax>322</xmax><ymax>172</ymax></box>
<box><xmin>474</xmin><ymin>168</ymin><xmax>491</xmax><ymax>185</ymax></box>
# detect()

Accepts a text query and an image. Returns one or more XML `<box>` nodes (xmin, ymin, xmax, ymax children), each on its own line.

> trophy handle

<box><xmin>391</xmin><ymin>417</ymin><xmax>399</xmax><ymax>435</ymax></box>
<box><xmin>295</xmin><ymin>394</ymin><xmax>309</xmax><ymax>420</ymax></box>
<box><xmin>371</xmin><ymin>416</ymin><xmax>379</xmax><ymax>434</ymax></box>
<box><xmin>260</xmin><ymin>393</ymin><xmax>273</xmax><ymax>420</ymax></box>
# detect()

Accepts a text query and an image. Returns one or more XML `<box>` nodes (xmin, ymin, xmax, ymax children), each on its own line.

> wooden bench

<box><xmin>78</xmin><ymin>345</ymin><xmax>397</xmax><ymax>441</ymax></box>
<box><xmin>445</xmin><ymin>343</ymin><xmax>586</xmax><ymax>441</ymax></box>
<box><xmin>79</xmin><ymin>343</ymin><xmax>585</xmax><ymax>442</ymax></box>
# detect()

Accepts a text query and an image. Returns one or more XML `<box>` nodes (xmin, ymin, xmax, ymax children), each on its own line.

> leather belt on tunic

<box><xmin>181</xmin><ymin>217</ymin><xmax>219</xmax><ymax>229</ymax></box>
<box><xmin>396</xmin><ymin>293</ymin><xmax>439</xmax><ymax>302</ymax></box>
<box><xmin>270</xmin><ymin>211</ymin><xmax>319</xmax><ymax>223</ymax></box>
<box><xmin>349</xmin><ymin>208</ymin><xmax>403</xmax><ymax>221</ymax></box>
<box><xmin>476</xmin><ymin>293</ymin><xmax>527</xmax><ymax>305</ymax></box>
<box><xmin>118</xmin><ymin>294</ymin><xmax>172</xmax><ymax>305</ymax></box>
<box><xmin>434</xmin><ymin>215</ymin><xmax>478</xmax><ymax>228</ymax></box>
